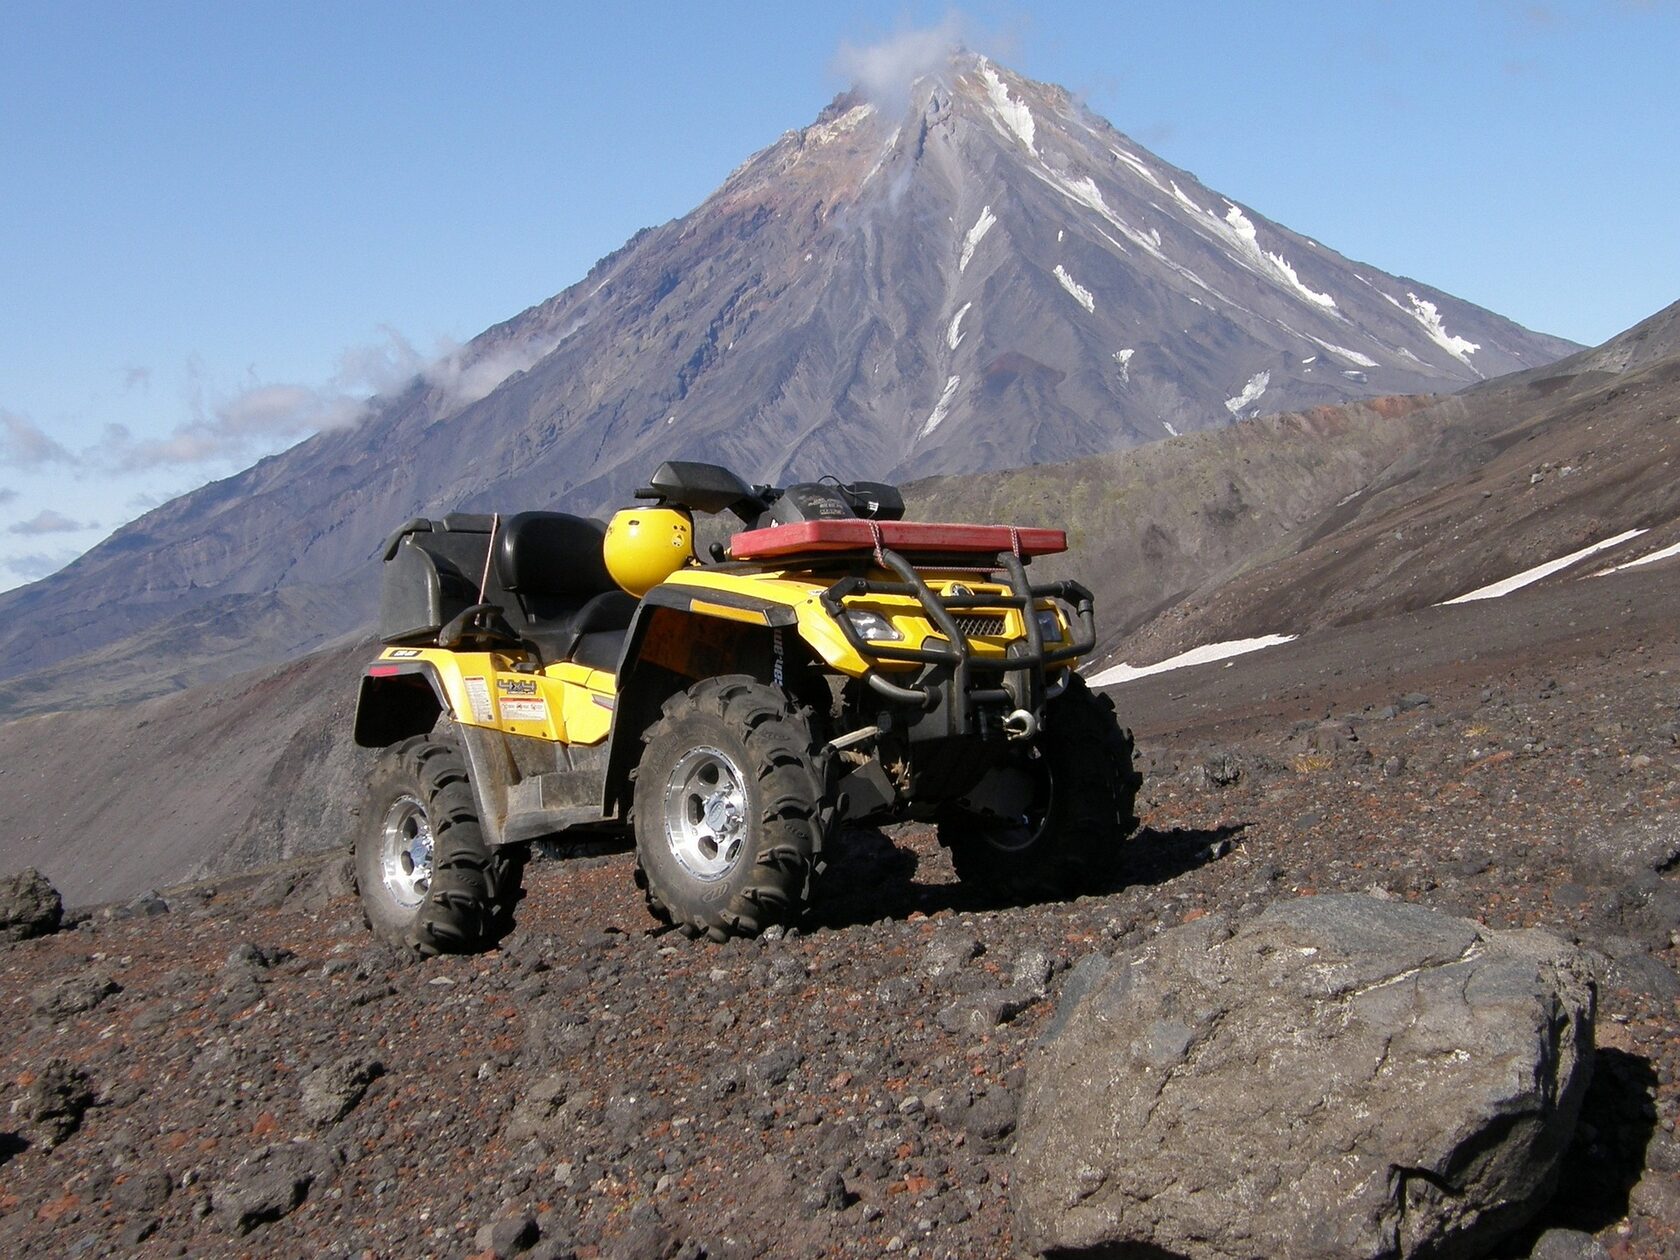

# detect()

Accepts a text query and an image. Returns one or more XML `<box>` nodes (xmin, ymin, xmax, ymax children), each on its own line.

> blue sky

<box><xmin>2</xmin><ymin>1</ymin><xmax>1676</xmax><ymax>591</ymax></box>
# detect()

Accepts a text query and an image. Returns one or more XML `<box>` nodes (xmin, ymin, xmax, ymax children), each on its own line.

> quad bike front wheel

<box><xmin>632</xmin><ymin>676</ymin><xmax>827</xmax><ymax>941</ymax></box>
<box><xmin>940</xmin><ymin>673</ymin><xmax>1141</xmax><ymax>901</ymax></box>
<box><xmin>354</xmin><ymin>733</ymin><xmax>525</xmax><ymax>955</ymax></box>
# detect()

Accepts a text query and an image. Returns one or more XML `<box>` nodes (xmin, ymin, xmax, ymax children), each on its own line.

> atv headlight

<box><xmin>1035</xmin><ymin>609</ymin><xmax>1065</xmax><ymax>643</ymax></box>
<box><xmin>843</xmin><ymin>610</ymin><xmax>904</xmax><ymax>642</ymax></box>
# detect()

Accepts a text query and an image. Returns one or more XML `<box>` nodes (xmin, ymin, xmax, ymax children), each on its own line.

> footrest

<box><xmin>500</xmin><ymin>771</ymin><xmax>610</xmax><ymax>844</ymax></box>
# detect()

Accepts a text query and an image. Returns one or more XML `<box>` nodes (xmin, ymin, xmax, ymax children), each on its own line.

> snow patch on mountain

<box><xmin>1404</xmin><ymin>293</ymin><xmax>1482</xmax><ymax>367</ymax></box>
<box><xmin>1113</xmin><ymin>348</ymin><xmax>1134</xmax><ymax>382</ymax></box>
<box><xmin>977</xmin><ymin>62</ymin><xmax>1035</xmax><ymax>153</ymax></box>
<box><xmin>1225</xmin><ymin>371</ymin><xmax>1271</xmax><ymax>416</ymax></box>
<box><xmin>1045</xmin><ymin>171</ymin><xmax>1115</xmax><ymax>221</ymax></box>
<box><xmin>1600</xmin><ymin>538</ymin><xmax>1680</xmax><ymax>573</ymax></box>
<box><xmin>1203</xmin><ymin>203</ymin><xmax>1338</xmax><ymax>312</ymax></box>
<box><xmin>1088</xmin><ymin>634</ymin><xmax>1298</xmax><ymax>687</ymax></box>
<box><xmin>1443</xmin><ymin>530</ymin><xmax>1647</xmax><ymax>603</ymax></box>
<box><xmin>1314</xmin><ymin>340</ymin><xmax>1379</xmax><ymax>368</ymax></box>
<box><xmin>1111</xmin><ymin>148</ymin><xmax>1165</xmax><ymax>191</ymax></box>
<box><xmin>948</xmin><ymin>302</ymin><xmax>972</xmax><ymax>350</ymax></box>
<box><xmin>1093</xmin><ymin>227</ymin><xmax>1129</xmax><ymax>257</ymax></box>
<box><xmin>918</xmin><ymin>375</ymin><xmax>962</xmax><ymax>439</ymax></box>
<box><xmin>1054</xmin><ymin>266</ymin><xmax>1095</xmax><ymax>313</ymax></box>
<box><xmin>1170</xmin><ymin>181</ymin><xmax>1204</xmax><ymax>214</ymax></box>
<box><xmin>960</xmin><ymin>206</ymin><xmax>997</xmax><ymax>272</ymax></box>
<box><xmin>861</xmin><ymin>125</ymin><xmax>901</xmax><ymax>185</ymax></box>
<box><xmin>805</xmin><ymin>103</ymin><xmax>875</xmax><ymax>146</ymax></box>
<box><xmin>1029</xmin><ymin>165</ymin><xmax>1274</xmax><ymax>322</ymax></box>
<box><xmin>1031</xmin><ymin>168</ymin><xmax>1166</xmax><ymax>263</ymax></box>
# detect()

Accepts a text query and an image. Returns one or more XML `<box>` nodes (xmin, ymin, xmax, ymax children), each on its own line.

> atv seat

<box><xmin>495</xmin><ymin>512</ymin><xmax>634</xmax><ymax>671</ymax></box>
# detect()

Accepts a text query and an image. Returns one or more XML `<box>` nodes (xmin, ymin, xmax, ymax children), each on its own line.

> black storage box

<box><xmin>378</xmin><ymin>514</ymin><xmax>497</xmax><ymax>646</ymax></box>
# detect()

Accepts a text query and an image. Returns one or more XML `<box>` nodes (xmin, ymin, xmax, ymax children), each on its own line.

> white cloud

<box><xmin>126</xmin><ymin>491</ymin><xmax>166</xmax><ymax>513</ymax></box>
<box><xmin>1</xmin><ymin>409</ymin><xmax>74</xmax><ymax>466</ymax></box>
<box><xmin>8</xmin><ymin>509</ymin><xmax>90</xmax><ymax>535</ymax></box>
<box><xmin>11</xmin><ymin>315</ymin><xmax>568</xmax><ymax>484</ymax></box>
<box><xmin>100</xmin><ymin>327</ymin><xmax>429</xmax><ymax>471</ymax></box>
<box><xmin>220</xmin><ymin>383</ymin><xmax>360</xmax><ymax>436</ymax></box>
<box><xmin>834</xmin><ymin>16</ymin><xmax>965</xmax><ymax>108</ymax></box>
<box><xmin>95</xmin><ymin>322</ymin><xmax>578</xmax><ymax>471</ymax></box>
<box><xmin>422</xmin><ymin>332</ymin><xmax>568</xmax><ymax>412</ymax></box>
<box><xmin>2</xmin><ymin>549</ymin><xmax>78</xmax><ymax>581</ymax></box>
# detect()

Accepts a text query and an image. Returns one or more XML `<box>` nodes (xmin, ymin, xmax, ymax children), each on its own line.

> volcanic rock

<box><xmin>112</xmin><ymin>1165</ymin><xmax>174</xmax><ymax>1214</ymax></box>
<box><xmin>1014</xmin><ymin>895</ymin><xmax>1595</xmax><ymax>1260</ymax></box>
<box><xmin>30</xmin><ymin>969</ymin><xmax>121</xmax><ymax>1020</ymax></box>
<box><xmin>298</xmin><ymin>1054</ymin><xmax>383</xmax><ymax>1127</ymax></box>
<box><xmin>212</xmin><ymin>1140</ymin><xmax>336</xmax><ymax>1235</ymax></box>
<box><xmin>0</xmin><ymin>868</ymin><xmax>62</xmax><ymax>942</ymax></box>
<box><xmin>13</xmin><ymin>1057</ymin><xmax>95</xmax><ymax>1148</ymax></box>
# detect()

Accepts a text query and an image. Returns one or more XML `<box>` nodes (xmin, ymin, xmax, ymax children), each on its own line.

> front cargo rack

<box><xmin>818</xmin><ymin>544</ymin><xmax>1096</xmax><ymax>730</ymax></box>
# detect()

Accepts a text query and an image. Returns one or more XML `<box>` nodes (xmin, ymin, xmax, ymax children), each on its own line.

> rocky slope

<box><xmin>1112</xmin><ymin>299</ymin><xmax>1680</xmax><ymax>664</ymax></box>
<box><xmin>0</xmin><ymin>52</ymin><xmax>1576</xmax><ymax>716</ymax></box>
<box><xmin>1</xmin><ymin>557</ymin><xmax>1676</xmax><ymax>1258</ymax></box>
<box><xmin>0</xmin><ymin>644</ymin><xmax>371</xmax><ymax>904</ymax></box>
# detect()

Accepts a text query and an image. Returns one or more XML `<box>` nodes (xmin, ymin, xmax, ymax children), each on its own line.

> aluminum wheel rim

<box><xmin>379</xmin><ymin>793</ymin><xmax>434</xmax><ymax>910</ymax></box>
<box><xmin>662</xmin><ymin>745</ymin><xmax>750</xmax><ymax>882</ymax></box>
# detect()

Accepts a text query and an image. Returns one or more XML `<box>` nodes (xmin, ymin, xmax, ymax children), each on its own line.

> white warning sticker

<box><xmin>464</xmin><ymin>676</ymin><xmax>494</xmax><ymax>723</ymax></box>
<box><xmin>499</xmin><ymin>697</ymin><xmax>547</xmax><ymax>723</ymax></box>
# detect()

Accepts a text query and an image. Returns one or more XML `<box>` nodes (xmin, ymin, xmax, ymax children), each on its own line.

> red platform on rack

<box><xmin>728</xmin><ymin>519</ymin><xmax>1067</xmax><ymax>560</ymax></box>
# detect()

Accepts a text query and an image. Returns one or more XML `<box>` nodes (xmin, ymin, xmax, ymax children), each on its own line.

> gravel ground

<box><xmin>2</xmin><ymin>577</ymin><xmax>1677</xmax><ymax>1259</ymax></box>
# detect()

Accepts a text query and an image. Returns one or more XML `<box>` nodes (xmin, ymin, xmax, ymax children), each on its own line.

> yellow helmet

<box><xmin>604</xmin><ymin>507</ymin><xmax>694</xmax><ymax>597</ymax></box>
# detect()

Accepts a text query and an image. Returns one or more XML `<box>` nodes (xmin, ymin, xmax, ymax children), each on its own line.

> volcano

<box><xmin>0</xmin><ymin>53</ymin><xmax>1577</xmax><ymax>713</ymax></box>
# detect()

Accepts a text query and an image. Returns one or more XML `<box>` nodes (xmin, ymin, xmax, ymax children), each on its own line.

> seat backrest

<box><xmin>496</xmin><ymin>512</ymin><xmax>617</xmax><ymax>601</ymax></box>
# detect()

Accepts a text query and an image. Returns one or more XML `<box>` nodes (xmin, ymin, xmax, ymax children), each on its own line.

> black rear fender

<box><xmin>353</xmin><ymin>664</ymin><xmax>448</xmax><ymax>748</ymax></box>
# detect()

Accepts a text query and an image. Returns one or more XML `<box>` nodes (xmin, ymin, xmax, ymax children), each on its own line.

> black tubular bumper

<box><xmin>817</xmin><ymin>546</ymin><xmax>1095</xmax><ymax>730</ymax></box>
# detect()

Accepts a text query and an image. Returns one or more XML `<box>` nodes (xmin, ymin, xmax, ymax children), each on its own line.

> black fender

<box><xmin>601</xmin><ymin>587</ymin><xmax>800</xmax><ymax>816</ymax></box>
<box><xmin>352</xmin><ymin>661</ymin><xmax>448</xmax><ymax>748</ymax></box>
<box><xmin>353</xmin><ymin>660</ymin><xmax>530</xmax><ymax>847</ymax></box>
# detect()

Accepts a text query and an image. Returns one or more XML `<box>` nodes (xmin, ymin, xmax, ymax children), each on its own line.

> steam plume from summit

<box><xmin>832</xmin><ymin>16</ymin><xmax>966</xmax><ymax>108</ymax></box>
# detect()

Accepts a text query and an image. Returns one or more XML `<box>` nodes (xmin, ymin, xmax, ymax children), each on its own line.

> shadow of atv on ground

<box><xmin>808</xmin><ymin>822</ymin><xmax>1246</xmax><ymax>934</ymax></box>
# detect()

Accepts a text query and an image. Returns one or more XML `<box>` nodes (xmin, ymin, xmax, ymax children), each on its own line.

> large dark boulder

<box><xmin>1015</xmin><ymin>895</ymin><xmax>1595</xmax><ymax>1260</ymax></box>
<box><xmin>15</xmin><ymin>1057</ymin><xmax>95</xmax><ymax>1148</ymax></box>
<box><xmin>0</xmin><ymin>867</ymin><xmax>62</xmax><ymax>942</ymax></box>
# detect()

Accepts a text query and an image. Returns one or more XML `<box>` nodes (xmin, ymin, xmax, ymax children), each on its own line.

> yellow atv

<box><xmin>351</xmin><ymin>461</ymin><xmax>1139</xmax><ymax>952</ymax></box>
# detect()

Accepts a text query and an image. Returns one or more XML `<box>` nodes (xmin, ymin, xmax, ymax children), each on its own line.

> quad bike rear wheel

<box><xmin>354</xmin><ymin>733</ymin><xmax>524</xmax><ymax>955</ymax></box>
<box><xmin>632</xmin><ymin>676</ymin><xmax>827</xmax><ymax>941</ymax></box>
<box><xmin>941</xmin><ymin>674</ymin><xmax>1140</xmax><ymax>901</ymax></box>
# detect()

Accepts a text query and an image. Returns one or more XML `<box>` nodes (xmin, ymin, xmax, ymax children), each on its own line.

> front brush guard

<box><xmin>817</xmin><ymin>546</ymin><xmax>1096</xmax><ymax>736</ymax></box>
